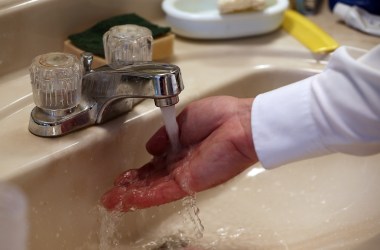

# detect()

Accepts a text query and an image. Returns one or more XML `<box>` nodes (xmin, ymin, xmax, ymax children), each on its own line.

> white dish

<box><xmin>162</xmin><ymin>0</ymin><xmax>289</xmax><ymax>39</ymax></box>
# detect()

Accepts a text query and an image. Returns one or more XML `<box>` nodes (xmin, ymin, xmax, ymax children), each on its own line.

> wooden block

<box><xmin>63</xmin><ymin>33</ymin><xmax>175</xmax><ymax>67</ymax></box>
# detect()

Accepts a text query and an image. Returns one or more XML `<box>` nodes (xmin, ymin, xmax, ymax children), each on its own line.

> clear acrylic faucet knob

<box><xmin>29</xmin><ymin>52</ymin><xmax>83</xmax><ymax>113</ymax></box>
<box><xmin>103</xmin><ymin>24</ymin><xmax>153</xmax><ymax>68</ymax></box>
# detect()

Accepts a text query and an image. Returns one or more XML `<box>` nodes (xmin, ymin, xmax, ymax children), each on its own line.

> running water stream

<box><xmin>160</xmin><ymin>106</ymin><xmax>181</xmax><ymax>153</ymax></box>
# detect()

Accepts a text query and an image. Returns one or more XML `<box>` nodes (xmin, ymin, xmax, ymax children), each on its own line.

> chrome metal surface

<box><xmin>81</xmin><ymin>52</ymin><xmax>94</xmax><ymax>73</ymax></box>
<box><xmin>28</xmin><ymin>54</ymin><xmax>184</xmax><ymax>137</ymax></box>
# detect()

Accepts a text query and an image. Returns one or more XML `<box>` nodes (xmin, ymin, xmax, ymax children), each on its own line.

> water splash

<box><xmin>98</xmin><ymin>206</ymin><xmax>124</xmax><ymax>250</ymax></box>
<box><xmin>182</xmin><ymin>196</ymin><xmax>205</xmax><ymax>239</ymax></box>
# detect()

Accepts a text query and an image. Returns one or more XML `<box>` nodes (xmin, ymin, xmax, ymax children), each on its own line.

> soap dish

<box><xmin>162</xmin><ymin>0</ymin><xmax>289</xmax><ymax>39</ymax></box>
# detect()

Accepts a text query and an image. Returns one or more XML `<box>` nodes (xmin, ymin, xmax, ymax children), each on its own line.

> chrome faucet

<box><xmin>28</xmin><ymin>52</ymin><xmax>184</xmax><ymax>137</ymax></box>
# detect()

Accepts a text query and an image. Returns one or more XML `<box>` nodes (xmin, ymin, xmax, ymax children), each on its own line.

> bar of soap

<box><xmin>63</xmin><ymin>33</ymin><xmax>175</xmax><ymax>68</ymax></box>
<box><xmin>218</xmin><ymin>0</ymin><xmax>266</xmax><ymax>13</ymax></box>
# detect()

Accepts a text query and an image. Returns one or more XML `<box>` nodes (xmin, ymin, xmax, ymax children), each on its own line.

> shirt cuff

<box><xmin>251</xmin><ymin>45</ymin><xmax>380</xmax><ymax>169</ymax></box>
<box><xmin>251</xmin><ymin>74</ymin><xmax>331</xmax><ymax>169</ymax></box>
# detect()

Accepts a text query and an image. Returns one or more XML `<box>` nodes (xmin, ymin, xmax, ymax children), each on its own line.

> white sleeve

<box><xmin>252</xmin><ymin>45</ymin><xmax>380</xmax><ymax>169</ymax></box>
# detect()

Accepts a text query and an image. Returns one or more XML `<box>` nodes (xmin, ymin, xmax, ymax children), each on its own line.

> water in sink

<box><xmin>80</xmin><ymin>198</ymin><xmax>204</xmax><ymax>250</ymax></box>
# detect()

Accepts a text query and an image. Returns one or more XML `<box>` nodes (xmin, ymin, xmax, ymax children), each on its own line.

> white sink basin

<box><xmin>4</xmin><ymin>55</ymin><xmax>380</xmax><ymax>249</ymax></box>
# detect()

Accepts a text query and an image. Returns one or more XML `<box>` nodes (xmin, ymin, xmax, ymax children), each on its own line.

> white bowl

<box><xmin>162</xmin><ymin>0</ymin><xmax>289</xmax><ymax>39</ymax></box>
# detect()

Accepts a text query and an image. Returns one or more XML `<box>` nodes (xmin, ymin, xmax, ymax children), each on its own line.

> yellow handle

<box><xmin>282</xmin><ymin>9</ymin><xmax>339</xmax><ymax>54</ymax></box>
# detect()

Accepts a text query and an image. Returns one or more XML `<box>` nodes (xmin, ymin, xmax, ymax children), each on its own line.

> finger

<box><xmin>177</xmin><ymin>96</ymin><xmax>237</xmax><ymax>146</ymax></box>
<box><xmin>146</xmin><ymin>126</ymin><xmax>170</xmax><ymax>156</ymax></box>
<box><xmin>114</xmin><ymin>157</ymin><xmax>170</xmax><ymax>187</ymax></box>
<box><xmin>101</xmin><ymin>179</ymin><xmax>188</xmax><ymax>211</ymax></box>
<box><xmin>146</xmin><ymin>97</ymin><xmax>237</xmax><ymax>155</ymax></box>
<box><xmin>103</xmin><ymin>140</ymin><xmax>251</xmax><ymax>211</ymax></box>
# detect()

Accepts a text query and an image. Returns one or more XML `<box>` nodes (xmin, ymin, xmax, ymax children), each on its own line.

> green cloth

<box><xmin>68</xmin><ymin>13</ymin><xmax>171</xmax><ymax>58</ymax></box>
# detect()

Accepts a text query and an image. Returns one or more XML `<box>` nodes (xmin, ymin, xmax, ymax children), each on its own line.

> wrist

<box><xmin>237</xmin><ymin>98</ymin><xmax>258</xmax><ymax>162</ymax></box>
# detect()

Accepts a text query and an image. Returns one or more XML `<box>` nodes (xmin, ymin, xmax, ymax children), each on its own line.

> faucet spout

<box><xmin>83</xmin><ymin>62</ymin><xmax>184</xmax><ymax>123</ymax></box>
<box><xmin>84</xmin><ymin>62</ymin><xmax>183</xmax><ymax>103</ymax></box>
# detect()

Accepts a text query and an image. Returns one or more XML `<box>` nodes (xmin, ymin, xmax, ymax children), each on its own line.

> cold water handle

<box><xmin>29</xmin><ymin>52</ymin><xmax>84</xmax><ymax>117</ymax></box>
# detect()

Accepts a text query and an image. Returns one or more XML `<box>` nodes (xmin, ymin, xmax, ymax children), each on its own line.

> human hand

<box><xmin>101</xmin><ymin>96</ymin><xmax>258</xmax><ymax>211</ymax></box>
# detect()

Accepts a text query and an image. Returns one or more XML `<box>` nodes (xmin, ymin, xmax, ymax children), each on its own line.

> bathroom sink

<box><xmin>4</xmin><ymin>51</ymin><xmax>380</xmax><ymax>250</ymax></box>
<box><xmin>2</xmin><ymin>0</ymin><xmax>380</xmax><ymax>248</ymax></box>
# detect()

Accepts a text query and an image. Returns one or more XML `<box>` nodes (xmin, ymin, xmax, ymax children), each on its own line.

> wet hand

<box><xmin>101</xmin><ymin>96</ymin><xmax>258</xmax><ymax>211</ymax></box>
